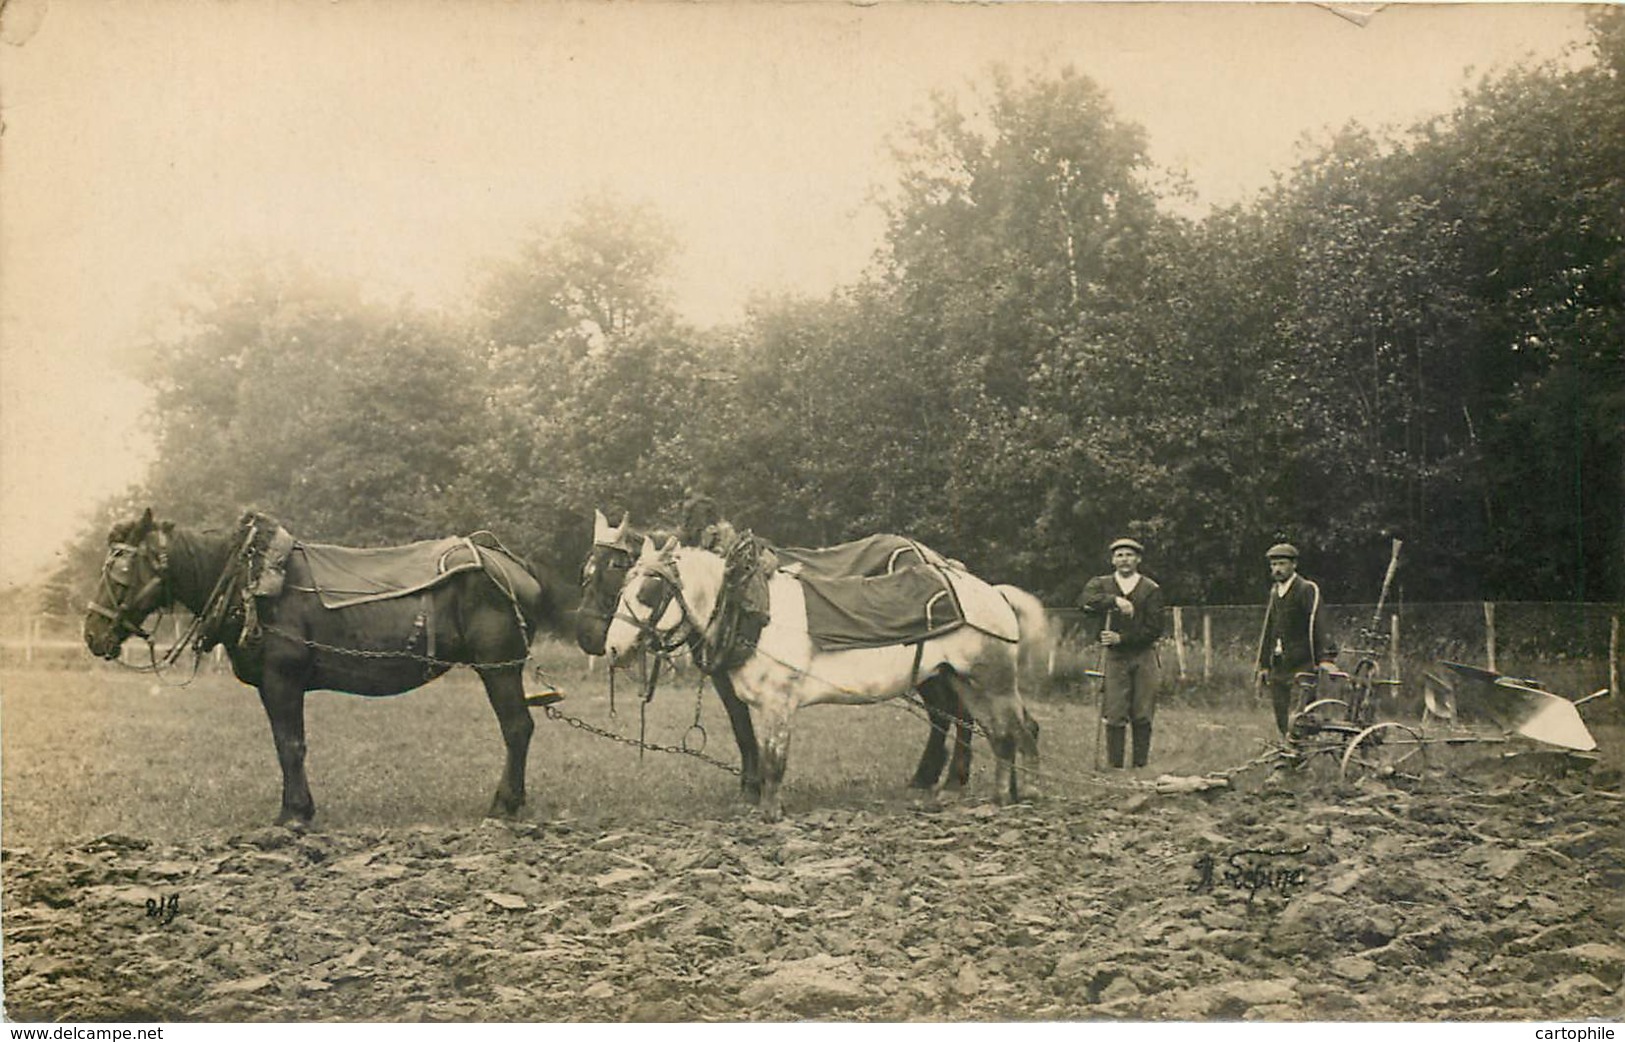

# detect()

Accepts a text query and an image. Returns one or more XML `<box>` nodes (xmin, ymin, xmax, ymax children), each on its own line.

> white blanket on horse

<box><xmin>942</xmin><ymin>568</ymin><xmax>1020</xmax><ymax>643</ymax></box>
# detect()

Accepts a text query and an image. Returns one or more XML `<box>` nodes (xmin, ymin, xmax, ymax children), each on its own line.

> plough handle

<box><xmin>1371</xmin><ymin>537</ymin><xmax>1402</xmax><ymax>634</ymax></box>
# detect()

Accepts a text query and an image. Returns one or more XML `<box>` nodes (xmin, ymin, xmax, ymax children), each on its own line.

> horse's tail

<box><xmin>996</xmin><ymin>584</ymin><xmax>1056</xmax><ymax>698</ymax></box>
<box><xmin>995</xmin><ymin>583</ymin><xmax>1047</xmax><ymax>760</ymax></box>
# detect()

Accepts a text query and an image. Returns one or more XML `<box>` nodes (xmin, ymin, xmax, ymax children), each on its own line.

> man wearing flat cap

<box><xmin>1077</xmin><ymin>537</ymin><xmax>1166</xmax><ymax>769</ymax></box>
<box><xmin>1255</xmin><ymin>543</ymin><xmax>1338</xmax><ymax>735</ymax></box>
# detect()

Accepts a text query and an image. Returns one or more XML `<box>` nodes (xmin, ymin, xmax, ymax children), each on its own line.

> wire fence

<box><xmin>7</xmin><ymin>602</ymin><xmax>1620</xmax><ymax>721</ymax></box>
<box><xmin>1042</xmin><ymin>601</ymin><xmax>1621</xmax><ymax>722</ymax></box>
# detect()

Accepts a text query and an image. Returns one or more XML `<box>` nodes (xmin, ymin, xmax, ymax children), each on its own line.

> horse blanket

<box><xmin>795</xmin><ymin>565</ymin><xmax>1020</xmax><ymax>652</ymax></box>
<box><xmin>775</xmin><ymin>534</ymin><xmax>949</xmax><ymax>580</ymax></box>
<box><xmin>296</xmin><ymin>534</ymin><xmax>523</xmax><ymax>610</ymax></box>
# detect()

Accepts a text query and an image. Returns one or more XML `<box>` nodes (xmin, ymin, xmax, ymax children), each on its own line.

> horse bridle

<box><xmin>87</xmin><ymin>531</ymin><xmax>172</xmax><ymax>643</ymax></box>
<box><xmin>618</xmin><ymin>553</ymin><xmax>709</xmax><ymax>658</ymax></box>
<box><xmin>578</xmin><ymin>541</ymin><xmax>635</xmax><ymax>627</ymax></box>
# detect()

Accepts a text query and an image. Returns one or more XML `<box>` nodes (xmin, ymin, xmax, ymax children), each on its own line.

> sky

<box><xmin>0</xmin><ymin>0</ymin><xmax>1594</xmax><ymax>590</ymax></box>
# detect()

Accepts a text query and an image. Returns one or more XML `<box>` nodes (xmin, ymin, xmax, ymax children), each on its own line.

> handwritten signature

<box><xmin>1189</xmin><ymin>845</ymin><xmax>1309</xmax><ymax>903</ymax></box>
<box><xmin>145</xmin><ymin>894</ymin><xmax>179</xmax><ymax>924</ymax></box>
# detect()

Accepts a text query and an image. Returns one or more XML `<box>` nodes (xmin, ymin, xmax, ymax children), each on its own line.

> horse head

<box><xmin>83</xmin><ymin>508</ymin><xmax>175</xmax><ymax>659</ymax></box>
<box><xmin>602</xmin><ymin>534</ymin><xmax>711</xmax><ymax>665</ymax></box>
<box><xmin>575</xmin><ymin>510</ymin><xmax>638</xmax><ymax>655</ymax></box>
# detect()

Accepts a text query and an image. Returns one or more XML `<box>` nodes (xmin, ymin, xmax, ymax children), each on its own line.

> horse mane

<box><xmin>107</xmin><ymin>519</ymin><xmax>140</xmax><ymax>544</ymax></box>
<box><xmin>515</xmin><ymin>549</ymin><xmax>576</xmax><ymax>636</ymax></box>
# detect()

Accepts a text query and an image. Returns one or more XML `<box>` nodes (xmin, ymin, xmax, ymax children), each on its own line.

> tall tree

<box><xmin>479</xmin><ymin>191</ymin><xmax>680</xmax><ymax>354</ymax></box>
<box><xmin>136</xmin><ymin>252</ymin><xmax>483</xmax><ymax>543</ymax></box>
<box><xmin>874</xmin><ymin>64</ymin><xmax>1168</xmax><ymax>589</ymax></box>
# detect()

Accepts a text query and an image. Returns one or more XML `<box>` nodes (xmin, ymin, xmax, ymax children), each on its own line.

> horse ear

<box><xmin>593</xmin><ymin>509</ymin><xmax>612</xmax><ymax>544</ymax></box>
<box><xmin>660</xmin><ymin>536</ymin><xmax>679</xmax><ymax>554</ymax></box>
<box><xmin>640</xmin><ymin>535</ymin><xmax>659</xmax><ymax>560</ymax></box>
<box><xmin>138</xmin><ymin>508</ymin><xmax>155</xmax><ymax>537</ymax></box>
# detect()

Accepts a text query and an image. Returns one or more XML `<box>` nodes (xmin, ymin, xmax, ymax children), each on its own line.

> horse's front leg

<box><xmin>747</xmin><ymin>699</ymin><xmax>794</xmax><ymax>823</ymax></box>
<box><xmin>479</xmin><ymin>666</ymin><xmax>534</xmax><ymax>818</ymax></box>
<box><xmin>712</xmin><ymin>674</ymin><xmax>761</xmax><ymax>803</ymax></box>
<box><xmin>257</xmin><ymin>678</ymin><xmax>315</xmax><ymax>826</ymax></box>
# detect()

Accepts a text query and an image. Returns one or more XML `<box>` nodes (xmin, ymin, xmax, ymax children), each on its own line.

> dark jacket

<box><xmin>1077</xmin><ymin>573</ymin><xmax>1165</xmax><ymax>652</ymax></box>
<box><xmin>1257</xmin><ymin>574</ymin><xmax>1336</xmax><ymax>669</ymax></box>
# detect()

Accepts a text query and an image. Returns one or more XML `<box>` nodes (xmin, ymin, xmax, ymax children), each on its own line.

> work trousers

<box><xmin>1102</xmin><ymin>645</ymin><xmax>1159</xmax><ymax>725</ymax></box>
<box><xmin>1266</xmin><ymin>662</ymin><xmax>1314</xmax><ymax>735</ymax></box>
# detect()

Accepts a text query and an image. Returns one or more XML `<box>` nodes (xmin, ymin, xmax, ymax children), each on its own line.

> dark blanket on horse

<box><xmin>796</xmin><ymin>567</ymin><xmax>966</xmax><ymax>652</ymax></box>
<box><xmin>296</xmin><ymin>533</ymin><xmax>521</xmax><ymax>610</ymax></box>
<box><xmin>775</xmin><ymin>533</ymin><xmax>949</xmax><ymax>580</ymax></box>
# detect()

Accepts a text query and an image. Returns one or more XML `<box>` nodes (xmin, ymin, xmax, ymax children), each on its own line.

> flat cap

<box><xmin>1109</xmin><ymin>537</ymin><xmax>1145</xmax><ymax>555</ymax></box>
<box><xmin>1266</xmin><ymin>542</ymin><xmax>1299</xmax><ymax>560</ymax></box>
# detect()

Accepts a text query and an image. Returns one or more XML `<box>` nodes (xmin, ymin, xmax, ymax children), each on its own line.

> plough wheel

<box><xmin>1339</xmin><ymin>722</ymin><xmax>1427</xmax><ymax>782</ymax></box>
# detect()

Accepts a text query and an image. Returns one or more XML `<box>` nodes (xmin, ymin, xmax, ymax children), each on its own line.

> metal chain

<box><xmin>539</xmin><ymin>704</ymin><xmax>742</xmax><ymax>776</ymax></box>
<box><xmin>259</xmin><ymin>623</ymin><xmax>532</xmax><ymax>671</ymax></box>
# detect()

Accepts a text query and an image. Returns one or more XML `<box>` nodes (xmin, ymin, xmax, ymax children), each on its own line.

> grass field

<box><xmin>3</xmin><ymin>636</ymin><xmax>1618</xmax><ymax>847</ymax></box>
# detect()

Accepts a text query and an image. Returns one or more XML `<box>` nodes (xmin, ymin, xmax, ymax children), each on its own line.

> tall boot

<box><xmin>1131</xmin><ymin>720</ymin><xmax>1153</xmax><ymax>768</ymax></box>
<box><xmin>1105</xmin><ymin>724</ymin><xmax>1127</xmax><ymax>769</ymax></box>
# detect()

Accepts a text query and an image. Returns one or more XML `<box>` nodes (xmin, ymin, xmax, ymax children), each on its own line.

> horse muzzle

<box><xmin>83</xmin><ymin>624</ymin><xmax>125</xmax><ymax>661</ymax></box>
<box><xmin>574</xmin><ymin>613</ymin><xmax>610</xmax><ymax>657</ymax></box>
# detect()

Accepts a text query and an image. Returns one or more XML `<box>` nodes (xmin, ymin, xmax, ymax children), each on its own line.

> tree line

<box><xmin>49</xmin><ymin>12</ymin><xmax>1624</xmax><ymax>614</ymax></box>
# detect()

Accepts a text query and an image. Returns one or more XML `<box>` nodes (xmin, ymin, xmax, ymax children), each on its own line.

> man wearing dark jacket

<box><xmin>1078</xmin><ymin>537</ymin><xmax>1166</xmax><ymax>768</ymax></box>
<box><xmin>1255</xmin><ymin>543</ymin><xmax>1338</xmax><ymax>735</ymax></box>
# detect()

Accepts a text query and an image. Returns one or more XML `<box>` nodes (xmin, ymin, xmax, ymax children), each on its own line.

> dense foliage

<box><xmin>56</xmin><ymin>17</ymin><xmax>1625</xmax><ymax>609</ymax></box>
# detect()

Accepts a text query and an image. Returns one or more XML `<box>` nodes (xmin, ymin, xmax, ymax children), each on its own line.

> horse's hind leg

<box><xmin>945</xmin><ymin>672</ymin><xmax>1031</xmax><ymax>806</ymax></box>
<box><xmin>479</xmin><ymin>666</ymin><xmax>534</xmax><ymax>818</ymax></box>
<box><xmin>258</xmin><ymin>678</ymin><xmax>315</xmax><ymax>826</ymax></box>
<box><xmin>950</xmin><ymin>699</ymin><xmax>974</xmax><ymax>788</ymax></box>
<box><xmin>712</xmin><ymin>675</ymin><xmax>762</xmax><ymax>803</ymax></box>
<box><xmin>910</xmin><ymin>676</ymin><xmax>955</xmax><ymax>790</ymax></box>
<box><xmin>1017</xmin><ymin>708</ymin><xmax>1041</xmax><ymax>801</ymax></box>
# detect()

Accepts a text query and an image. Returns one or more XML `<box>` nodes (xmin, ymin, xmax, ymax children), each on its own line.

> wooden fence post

<box><xmin>1172</xmin><ymin>606</ymin><xmax>1188</xmax><ymax>681</ymax></box>
<box><xmin>1389</xmin><ymin>612</ymin><xmax>1401</xmax><ymax>685</ymax></box>
<box><xmin>1483</xmin><ymin>602</ymin><xmax>1497</xmax><ymax>671</ymax></box>
<box><xmin>1611</xmin><ymin>614</ymin><xmax>1620</xmax><ymax>703</ymax></box>
<box><xmin>1202</xmin><ymin>612</ymin><xmax>1214</xmax><ymax>683</ymax></box>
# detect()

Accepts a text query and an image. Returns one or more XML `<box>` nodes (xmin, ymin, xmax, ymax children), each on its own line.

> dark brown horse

<box><xmin>574</xmin><ymin>511</ymin><xmax>977</xmax><ymax>801</ymax></box>
<box><xmin>83</xmin><ymin>509</ymin><xmax>566</xmax><ymax>825</ymax></box>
